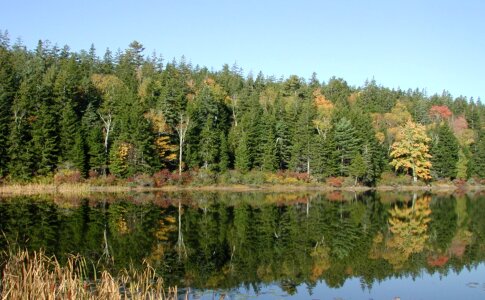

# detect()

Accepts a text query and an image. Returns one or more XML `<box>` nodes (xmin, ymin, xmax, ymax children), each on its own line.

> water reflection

<box><xmin>1</xmin><ymin>191</ymin><xmax>485</xmax><ymax>298</ymax></box>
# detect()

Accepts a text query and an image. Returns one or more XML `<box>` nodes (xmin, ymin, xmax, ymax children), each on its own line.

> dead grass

<box><xmin>0</xmin><ymin>184</ymin><xmax>131</xmax><ymax>196</ymax></box>
<box><xmin>0</xmin><ymin>249</ymin><xmax>179</xmax><ymax>300</ymax></box>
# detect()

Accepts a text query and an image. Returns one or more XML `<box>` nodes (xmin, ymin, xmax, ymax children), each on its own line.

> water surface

<box><xmin>1</xmin><ymin>191</ymin><xmax>485</xmax><ymax>299</ymax></box>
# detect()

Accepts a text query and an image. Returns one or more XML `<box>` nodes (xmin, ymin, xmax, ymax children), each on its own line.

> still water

<box><xmin>1</xmin><ymin>191</ymin><xmax>485</xmax><ymax>299</ymax></box>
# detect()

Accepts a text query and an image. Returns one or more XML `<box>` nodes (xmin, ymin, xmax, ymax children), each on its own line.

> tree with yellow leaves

<box><xmin>383</xmin><ymin>195</ymin><xmax>432</xmax><ymax>269</ymax></box>
<box><xmin>390</xmin><ymin>120</ymin><xmax>432</xmax><ymax>182</ymax></box>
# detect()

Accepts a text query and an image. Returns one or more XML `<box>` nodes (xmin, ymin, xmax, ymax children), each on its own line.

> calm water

<box><xmin>1</xmin><ymin>191</ymin><xmax>485</xmax><ymax>299</ymax></box>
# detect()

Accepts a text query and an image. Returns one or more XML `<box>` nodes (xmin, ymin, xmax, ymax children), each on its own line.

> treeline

<box><xmin>1</xmin><ymin>31</ymin><xmax>485</xmax><ymax>184</ymax></box>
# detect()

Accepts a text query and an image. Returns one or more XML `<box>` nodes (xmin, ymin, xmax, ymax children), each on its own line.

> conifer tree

<box><xmin>472</xmin><ymin>132</ymin><xmax>485</xmax><ymax>178</ymax></box>
<box><xmin>218</xmin><ymin>132</ymin><xmax>230</xmax><ymax>172</ymax></box>
<box><xmin>430</xmin><ymin>123</ymin><xmax>459</xmax><ymax>179</ymax></box>
<box><xmin>289</xmin><ymin>99</ymin><xmax>316</xmax><ymax>174</ymax></box>
<box><xmin>59</xmin><ymin>101</ymin><xmax>85</xmax><ymax>173</ymax></box>
<box><xmin>235</xmin><ymin>132</ymin><xmax>250</xmax><ymax>173</ymax></box>
<box><xmin>32</xmin><ymin>102</ymin><xmax>59</xmax><ymax>175</ymax></box>
<box><xmin>333</xmin><ymin>117</ymin><xmax>360</xmax><ymax>176</ymax></box>
<box><xmin>0</xmin><ymin>42</ymin><xmax>14</xmax><ymax>176</ymax></box>
<box><xmin>349</xmin><ymin>153</ymin><xmax>367</xmax><ymax>185</ymax></box>
<box><xmin>82</xmin><ymin>103</ymin><xmax>106</xmax><ymax>174</ymax></box>
<box><xmin>199</xmin><ymin>118</ymin><xmax>219</xmax><ymax>170</ymax></box>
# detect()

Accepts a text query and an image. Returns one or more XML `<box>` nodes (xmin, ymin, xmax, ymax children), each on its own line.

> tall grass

<box><xmin>0</xmin><ymin>183</ymin><xmax>131</xmax><ymax>196</ymax></box>
<box><xmin>0</xmin><ymin>249</ymin><xmax>179</xmax><ymax>300</ymax></box>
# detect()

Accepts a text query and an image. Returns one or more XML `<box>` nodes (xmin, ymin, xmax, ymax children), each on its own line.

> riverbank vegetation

<box><xmin>1</xmin><ymin>30</ymin><xmax>484</xmax><ymax>188</ymax></box>
<box><xmin>0</xmin><ymin>249</ymin><xmax>177</xmax><ymax>299</ymax></box>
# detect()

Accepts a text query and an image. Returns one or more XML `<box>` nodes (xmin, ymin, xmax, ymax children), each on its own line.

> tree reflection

<box><xmin>383</xmin><ymin>195</ymin><xmax>431</xmax><ymax>269</ymax></box>
<box><xmin>1</xmin><ymin>192</ymin><xmax>485</xmax><ymax>292</ymax></box>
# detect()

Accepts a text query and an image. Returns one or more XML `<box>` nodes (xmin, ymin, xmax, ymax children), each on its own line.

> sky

<box><xmin>1</xmin><ymin>0</ymin><xmax>484</xmax><ymax>99</ymax></box>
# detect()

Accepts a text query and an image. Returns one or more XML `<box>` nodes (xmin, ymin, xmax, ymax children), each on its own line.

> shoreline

<box><xmin>0</xmin><ymin>182</ymin><xmax>483</xmax><ymax>196</ymax></box>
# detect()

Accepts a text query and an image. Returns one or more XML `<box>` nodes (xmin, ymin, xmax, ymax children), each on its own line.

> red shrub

<box><xmin>326</xmin><ymin>177</ymin><xmax>344</xmax><ymax>188</ymax></box>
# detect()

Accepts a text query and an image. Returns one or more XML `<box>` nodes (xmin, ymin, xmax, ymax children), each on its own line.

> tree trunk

<box><xmin>176</xmin><ymin>114</ymin><xmax>190</xmax><ymax>176</ymax></box>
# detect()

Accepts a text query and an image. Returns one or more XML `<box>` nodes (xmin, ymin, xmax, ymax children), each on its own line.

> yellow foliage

<box><xmin>390</xmin><ymin>120</ymin><xmax>432</xmax><ymax>181</ymax></box>
<box><xmin>155</xmin><ymin>136</ymin><xmax>178</xmax><ymax>161</ymax></box>
<box><xmin>118</xmin><ymin>142</ymin><xmax>133</xmax><ymax>162</ymax></box>
<box><xmin>312</xmin><ymin>88</ymin><xmax>334</xmax><ymax>136</ymax></box>
<box><xmin>383</xmin><ymin>195</ymin><xmax>431</xmax><ymax>269</ymax></box>
<box><xmin>91</xmin><ymin>74</ymin><xmax>126</xmax><ymax>96</ymax></box>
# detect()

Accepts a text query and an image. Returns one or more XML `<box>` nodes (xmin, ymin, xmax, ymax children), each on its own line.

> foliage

<box><xmin>390</xmin><ymin>120</ymin><xmax>432</xmax><ymax>182</ymax></box>
<box><xmin>0</xmin><ymin>34</ymin><xmax>481</xmax><ymax>184</ymax></box>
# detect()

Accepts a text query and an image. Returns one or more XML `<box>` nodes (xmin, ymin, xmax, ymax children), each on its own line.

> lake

<box><xmin>1</xmin><ymin>191</ymin><xmax>485</xmax><ymax>299</ymax></box>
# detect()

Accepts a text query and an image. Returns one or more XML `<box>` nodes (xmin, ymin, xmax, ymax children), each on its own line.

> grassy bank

<box><xmin>0</xmin><ymin>249</ymin><xmax>178</xmax><ymax>300</ymax></box>
<box><xmin>1</xmin><ymin>182</ymin><xmax>484</xmax><ymax>197</ymax></box>
<box><xmin>1</xmin><ymin>169</ymin><xmax>484</xmax><ymax>196</ymax></box>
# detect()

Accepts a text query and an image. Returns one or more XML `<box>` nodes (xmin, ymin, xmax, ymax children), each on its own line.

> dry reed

<box><xmin>0</xmin><ymin>184</ymin><xmax>131</xmax><ymax>196</ymax></box>
<box><xmin>0</xmin><ymin>249</ymin><xmax>178</xmax><ymax>300</ymax></box>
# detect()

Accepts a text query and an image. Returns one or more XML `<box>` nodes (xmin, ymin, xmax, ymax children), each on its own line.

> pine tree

<box><xmin>82</xmin><ymin>103</ymin><xmax>105</xmax><ymax>174</ymax></box>
<box><xmin>218</xmin><ymin>132</ymin><xmax>230</xmax><ymax>172</ymax></box>
<box><xmin>349</xmin><ymin>153</ymin><xmax>367</xmax><ymax>185</ymax></box>
<box><xmin>199</xmin><ymin>119</ymin><xmax>219</xmax><ymax>170</ymax></box>
<box><xmin>260</xmin><ymin>114</ymin><xmax>277</xmax><ymax>172</ymax></box>
<box><xmin>313</xmin><ymin>134</ymin><xmax>338</xmax><ymax>179</ymax></box>
<box><xmin>430</xmin><ymin>123</ymin><xmax>459</xmax><ymax>179</ymax></box>
<box><xmin>472</xmin><ymin>132</ymin><xmax>485</xmax><ymax>178</ymax></box>
<box><xmin>235</xmin><ymin>132</ymin><xmax>250</xmax><ymax>173</ymax></box>
<box><xmin>59</xmin><ymin>101</ymin><xmax>85</xmax><ymax>173</ymax></box>
<box><xmin>32</xmin><ymin>102</ymin><xmax>59</xmax><ymax>175</ymax></box>
<box><xmin>333</xmin><ymin>117</ymin><xmax>360</xmax><ymax>176</ymax></box>
<box><xmin>289</xmin><ymin>99</ymin><xmax>316</xmax><ymax>174</ymax></box>
<box><xmin>0</xmin><ymin>43</ymin><xmax>14</xmax><ymax>176</ymax></box>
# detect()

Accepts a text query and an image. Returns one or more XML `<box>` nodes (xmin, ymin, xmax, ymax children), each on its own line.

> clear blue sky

<box><xmin>1</xmin><ymin>0</ymin><xmax>484</xmax><ymax>99</ymax></box>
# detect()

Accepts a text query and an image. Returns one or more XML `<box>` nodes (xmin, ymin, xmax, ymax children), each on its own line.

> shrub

<box><xmin>191</xmin><ymin>169</ymin><xmax>217</xmax><ymax>186</ymax></box>
<box><xmin>242</xmin><ymin>171</ymin><xmax>266</xmax><ymax>185</ymax></box>
<box><xmin>152</xmin><ymin>169</ymin><xmax>172</xmax><ymax>187</ymax></box>
<box><xmin>326</xmin><ymin>177</ymin><xmax>345</xmax><ymax>188</ymax></box>
<box><xmin>54</xmin><ymin>170</ymin><xmax>83</xmax><ymax>184</ymax></box>
<box><xmin>378</xmin><ymin>171</ymin><xmax>413</xmax><ymax>186</ymax></box>
<box><xmin>127</xmin><ymin>173</ymin><xmax>154</xmax><ymax>187</ymax></box>
<box><xmin>217</xmin><ymin>170</ymin><xmax>244</xmax><ymax>185</ymax></box>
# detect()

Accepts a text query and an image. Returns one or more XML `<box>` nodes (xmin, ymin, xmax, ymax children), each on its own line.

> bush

<box><xmin>326</xmin><ymin>177</ymin><xmax>345</xmax><ymax>188</ymax></box>
<box><xmin>378</xmin><ymin>171</ymin><xmax>413</xmax><ymax>186</ymax></box>
<box><xmin>265</xmin><ymin>171</ymin><xmax>312</xmax><ymax>185</ymax></box>
<box><xmin>152</xmin><ymin>169</ymin><xmax>192</xmax><ymax>186</ymax></box>
<box><xmin>54</xmin><ymin>170</ymin><xmax>83</xmax><ymax>184</ymax></box>
<box><xmin>86</xmin><ymin>174</ymin><xmax>119</xmax><ymax>186</ymax></box>
<box><xmin>217</xmin><ymin>170</ymin><xmax>244</xmax><ymax>185</ymax></box>
<box><xmin>242</xmin><ymin>171</ymin><xmax>266</xmax><ymax>185</ymax></box>
<box><xmin>191</xmin><ymin>169</ymin><xmax>217</xmax><ymax>186</ymax></box>
<box><xmin>127</xmin><ymin>173</ymin><xmax>154</xmax><ymax>187</ymax></box>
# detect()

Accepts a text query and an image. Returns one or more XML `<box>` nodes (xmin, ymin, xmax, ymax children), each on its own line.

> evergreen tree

<box><xmin>59</xmin><ymin>101</ymin><xmax>85</xmax><ymax>173</ymax></box>
<box><xmin>32</xmin><ymin>102</ymin><xmax>59</xmax><ymax>175</ymax></box>
<box><xmin>313</xmin><ymin>134</ymin><xmax>338</xmax><ymax>179</ymax></box>
<box><xmin>333</xmin><ymin>117</ymin><xmax>360</xmax><ymax>176</ymax></box>
<box><xmin>82</xmin><ymin>103</ymin><xmax>105</xmax><ymax>174</ymax></box>
<box><xmin>0</xmin><ymin>42</ymin><xmax>15</xmax><ymax>176</ymax></box>
<box><xmin>260</xmin><ymin>114</ymin><xmax>278</xmax><ymax>172</ymax></box>
<box><xmin>199</xmin><ymin>119</ymin><xmax>219</xmax><ymax>170</ymax></box>
<box><xmin>430</xmin><ymin>123</ymin><xmax>459</xmax><ymax>179</ymax></box>
<box><xmin>218</xmin><ymin>132</ymin><xmax>230</xmax><ymax>172</ymax></box>
<box><xmin>349</xmin><ymin>153</ymin><xmax>367</xmax><ymax>185</ymax></box>
<box><xmin>472</xmin><ymin>132</ymin><xmax>485</xmax><ymax>178</ymax></box>
<box><xmin>289</xmin><ymin>99</ymin><xmax>316</xmax><ymax>174</ymax></box>
<box><xmin>235</xmin><ymin>132</ymin><xmax>250</xmax><ymax>173</ymax></box>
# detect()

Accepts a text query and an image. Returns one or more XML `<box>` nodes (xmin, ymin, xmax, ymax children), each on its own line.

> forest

<box><xmin>1</xmin><ymin>30</ymin><xmax>485</xmax><ymax>186</ymax></box>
